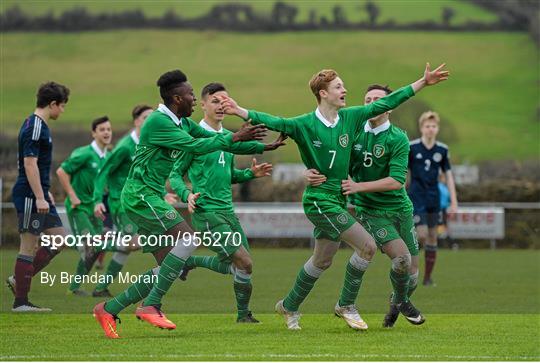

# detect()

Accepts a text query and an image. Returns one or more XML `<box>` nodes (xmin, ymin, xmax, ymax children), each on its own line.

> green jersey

<box><xmin>126</xmin><ymin>104</ymin><xmax>265</xmax><ymax>196</ymax></box>
<box><xmin>349</xmin><ymin>121</ymin><xmax>412</xmax><ymax>212</ymax></box>
<box><xmin>169</xmin><ymin>120</ymin><xmax>255</xmax><ymax>212</ymax></box>
<box><xmin>60</xmin><ymin>141</ymin><xmax>109</xmax><ymax>210</ymax></box>
<box><xmin>93</xmin><ymin>130</ymin><xmax>138</xmax><ymax>203</ymax></box>
<box><xmin>246</xmin><ymin>85</ymin><xmax>415</xmax><ymax>195</ymax></box>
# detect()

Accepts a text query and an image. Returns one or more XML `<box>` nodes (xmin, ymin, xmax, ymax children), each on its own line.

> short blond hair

<box><xmin>418</xmin><ymin>111</ymin><xmax>440</xmax><ymax>128</ymax></box>
<box><xmin>309</xmin><ymin>69</ymin><xmax>338</xmax><ymax>103</ymax></box>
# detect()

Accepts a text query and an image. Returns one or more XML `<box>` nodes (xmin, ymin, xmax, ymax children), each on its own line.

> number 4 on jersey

<box><xmin>218</xmin><ymin>151</ymin><xmax>225</xmax><ymax>167</ymax></box>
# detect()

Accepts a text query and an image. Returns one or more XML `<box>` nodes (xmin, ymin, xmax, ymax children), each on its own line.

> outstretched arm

<box><xmin>220</xmin><ymin>96</ymin><xmax>300</xmax><ymax>139</ymax></box>
<box><xmin>343</xmin><ymin>62</ymin><xmax>450</xmax><ymax>126</ymax></box>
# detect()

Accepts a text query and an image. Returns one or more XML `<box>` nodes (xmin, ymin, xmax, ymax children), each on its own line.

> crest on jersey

<box><xmin>170</xmin><ymin>150</ymin><xmax>181</xmax><ymax>159</ymax></box>
<box><xmin>416</xmin><ymin>153</ymin><xmax>423</xmax><ymax>159</ymax></box>
<box><xmin>31</xmin><ymin>220</ymin><xmax>40</xmax><ymax>229</ymax></box>
<box><xmin>433</xmin><ymin>152</ymin><xmax>442</xmax><ymax>162</ymax></box>
<box><xmin>339</xmin><ymin>134</ymin><xmax>349</xmax><ymax>148</ymax></box>
<box><xmin>373</xmin><ymin>144</ymin><xmax>385</xmax><ymax>158</ymax></box>
<box><xmin>376</xmin><ymin>228</ymin><xmax>388</xmax><ymax>239</ymax></box>
<box><xmin>337</xmin><ymin>213</ymin><xmax>349</xmax><ymax>225</ymax></box>
<box><xmin>165</xmin><ymin>210</ymin><xmax>177</xmax><ymax>220</ymax></box>
<box><xmin>91</xmin><ymin>162</ymin><xmax>98</xmax><ymax>168</ymax></box>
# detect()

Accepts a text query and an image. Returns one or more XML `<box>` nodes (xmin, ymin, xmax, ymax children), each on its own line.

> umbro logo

<box><xmin>312</xmin><ymin>140</ymin><xmax>322</xmax><ymax>148</ymax></box>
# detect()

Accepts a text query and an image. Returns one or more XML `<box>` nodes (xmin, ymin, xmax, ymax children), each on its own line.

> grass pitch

<box><xmin>0</xmin><ymin>248</ymin><xmax>538</xmax><ymax>360</ymax></box>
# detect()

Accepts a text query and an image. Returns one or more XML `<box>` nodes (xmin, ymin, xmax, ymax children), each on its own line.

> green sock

<box><xmin>234</xmin><ymin>282</ymin><xmax>252</xmax><ymax>319</ymax></box>
<box><xmin>187</xmin><ymin>256</ymin><xmax>232</xmax><ymax>275</ymax></box>
<box><xmin>407</xmin><ymin>272</ymin><xmax>419</xmax><ymax>298</ymax></box>
<box><xmin>233</xmin><ymin>269</ymin><xmax>252</xmax><ymax>319</ymax></box>
<box><xmin>104</xmin><ymin>269</ymin><xmax>155</xmax><ymax>315</ymax></box>
<box><xmin>69</xmin><ymin>258</ymin><xmax>87</xmax><ymax>291</ymax></box>
<box><xmin>143</xmin><ymin>252</ymin><xmax>185</xmax><ymax>307</ymax></box>
<box><xmin>95</xmin><ymin>259</ymin><xmax>124</xmax><ymax>292</ymax></box>
<box><xmin>390</xmin><ymin>268</ymin><xmax>410</xmax><ymax>304</ymax></box>
<box><xmin>338</xmin><ymin>262</ymin><xmax>367</xmax><ymax>306</ymax></box>
<box><xmin>283</xmin><ymin>265</ymin><xmax>320</xmax><ymax>312</ymax></box>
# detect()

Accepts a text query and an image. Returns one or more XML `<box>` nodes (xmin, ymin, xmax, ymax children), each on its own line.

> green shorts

<box><xmin>122</xmin><ymin>181</ymin><xmax>184</xmax><ymax>253</ymax></box>
<box><xmin>302</xmin><ymin>189</ymin><xmax>356</xmax><ymax>242</ymax></box>
<box><xmin>354</xmin><ymin>207</ymin><xmax>419</xmax><ymax>256</ymax></box>
<box><xmin>108</xmin><ymin>197</ymin><xmax>138</xmax><ymax>235</ymax></box>
<box><xmin>67</xmin><ymin>205</ymin><xmax>103</xmax><ymax>236</ymax></box>
<box><xmin>191</xmin><ymin>210</ymin><xmax>249</xmax><ymax>262</ymax></box>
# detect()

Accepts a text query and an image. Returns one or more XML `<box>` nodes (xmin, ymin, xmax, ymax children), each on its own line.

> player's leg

<box><xmin>180</xmin><ymin>212</ymin><xmax>235</xmax><ymax>279</ymax></box>
<box><xmin>10</xmin><ymin>196</ymin><xmax>64</xmax><ymax>311</ymax></box>
<box><xmin>230</xmin><ymin>246</ymin><xmax>258</xmax><ymax>323</ymax></box>
<box><xmin>423</xmin><ymin>209</ymin><xmax>439</xmax><ymax>285</ymax></box>
<box><xmin>381</xmin><ymin>238</ymin><xmax>424</xmax><ymax>326</ymax></box>
<box><xmin>66</xmin><ymin>209</ymin><xmax>99</xmax><ymax>296</ymax></box>
<box><xmin>335</xmin><ymin>221</ymin><xmax>376</xmax><ymax>330</ymax></box>
<box><xmin>276</xmin><ymin>238</ymin><xmax>339</xmax><ymax>330</ymax></box>
<box><xmin>11</xmin><ymin>232</ymin><xmax>49</xmax><ymax>312</ymax></box>
<box><xmin>383</xmin><ymin>211</ymin><xmax>422</xmax><ymax>327</ymax></box>
<box><xmin>93</xmin><ymin>209</ymin><xmax>138</xmax><ymax>296</ymax></box>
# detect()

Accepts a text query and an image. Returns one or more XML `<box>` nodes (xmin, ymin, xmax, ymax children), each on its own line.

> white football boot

<box><xmin>334</xmin><ymin>302</ymin><xmax>368</xmax><ymax>330</ymax></box>
<box><xmin>275</xmin><ymin>300</ymin><xmax>301</xmax><ymax>330</ymax></box>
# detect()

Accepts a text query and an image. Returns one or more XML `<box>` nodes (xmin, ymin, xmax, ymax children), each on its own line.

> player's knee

<box><xmin>312</xmin><ymin>256</ymin><xmax>332</xmax><ymax>270</ymax></box>
<box><xmin>391</xmin><ymin>253</ymin><xmax>412</xmax><ymax>274</ymax></box>
<box><xmin>363</xmin><ymin>239</ymin><xmax>377</xmax><ymax>258</ymax></box>
<box><xmin>237</xmin><ymin>258</ymin><xmax>253</xmax><ymax>275</ymax></box>
<box><xmin>169</xmin><ymin>234</ymin><xmax>198</xmax><ymax>259</ymax></box>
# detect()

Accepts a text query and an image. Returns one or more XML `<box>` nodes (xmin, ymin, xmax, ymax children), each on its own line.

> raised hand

<box><xmin>250</xmin><ymin>158</ymin><xmax>273</xmax><ymax>178</ymax></box>
<box><xmin>264</xmin><ymin>132</ymin><xmax>288</xmax><ymax>151</ymax></box>
<box><xmin>424</xmin><ymin>62</ymin><xmax>449</xmax><ymax>86</ymax></box>
<box><xmin>187</xmin><ymin>192</ymin><xmax>200</xmax><ymax>214</ymax></box>
<box><xmin>232</xmin><ymin>121</ymin><xmax>268</xmax><ymax>142</ymax></box>
<box><xmin>220</xmin><ymin>95</ymin><xmax>240</xmax><ymax>115</ymax></box>
<box><xmin>304</xmin><ymin>169</ymin><xmax>327</xmax><ymax>187</ymax></box>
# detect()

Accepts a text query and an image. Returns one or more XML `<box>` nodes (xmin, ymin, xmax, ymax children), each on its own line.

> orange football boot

<box><xmin>135</xmin><ymin>304</ymin><xmax>176</xmax><ymax>330</ymax></box>
<box><xmin>93</xmin><ymin>302</ymin><xmax>120</xmax><ymax>339</ymax></box>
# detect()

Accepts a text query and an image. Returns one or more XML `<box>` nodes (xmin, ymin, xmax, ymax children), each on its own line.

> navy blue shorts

<box><xmin>13</xmin><ymin>195</ymin><xmax>63</xmax><ymax>235</ymax></box>
<box><xmin>412</xmin><ymin>200</ymin><xmax>441</xmax><ymax>228</ymax></box>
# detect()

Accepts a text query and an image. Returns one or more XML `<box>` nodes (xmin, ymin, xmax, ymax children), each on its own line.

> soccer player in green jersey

<box><xmin>93</xmin><ymin>69</ymin><xmax>273</xmax><ymax>338</ymax></box>
<box><xmin>57</xmin><ymin>116</ymin><xmax>119</xmax><ymax>295</ymax></box>
<box><xmin>91</xmin><ymin>105</ymin><xmax>153</xmax><ymax>297</ymax></box>
<box><xmin>169</xmin><ymin>82</ymin><xmax>284</xmax><ymax>323</ymax></box>
<box><xmin>330</xmin><ymin>84</ymin><xmax>424</xmax><ymax>327</ymax></box>
<box><xmin>221</xmin><ymin>63</ymin><xmax>449</xmax><ymax>330</ymax></box>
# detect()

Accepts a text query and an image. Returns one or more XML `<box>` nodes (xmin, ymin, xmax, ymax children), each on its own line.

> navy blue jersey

<box><xmin>408</xmin><ymin>138</ymin><xmax>451</xmax><ymax>203</ymax></box>
<box><xmin>12</xmin><ymin>114</ymin><xmax>53</xmax><ymax>197</ymax></box>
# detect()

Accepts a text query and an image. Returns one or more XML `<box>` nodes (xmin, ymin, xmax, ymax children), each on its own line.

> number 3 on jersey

<box><xmin>218</xmin><ymin>151</ymin><xmax>225</xmax><ymax>167</ymax></box>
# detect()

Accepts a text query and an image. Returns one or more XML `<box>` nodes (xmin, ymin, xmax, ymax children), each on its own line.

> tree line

<box><xmin>0</xmin><ymin>1</ymin><xmax>536</xmax><ymax>44</ymax></box>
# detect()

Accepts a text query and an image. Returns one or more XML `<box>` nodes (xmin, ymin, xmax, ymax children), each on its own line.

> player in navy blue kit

<box><xmin>8</xmin><ymin>82</ymin><xmax>71</xmax><ymax>312</ymax></box>
<box><xmin>408</xmin><ymin>111</ymin><xmax>458</xmax><ymax>286</ymax></box>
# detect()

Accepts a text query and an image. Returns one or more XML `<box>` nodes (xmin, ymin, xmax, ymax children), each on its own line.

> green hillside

<box><xmin>0</xmin><ymin>0</ymin><xmax>498</xmax><ymax>25</ymax></box>
<box><xmin>1</xmin><ymin>30</ymin><xmax>538</xmax><ymax>162</ymax></box>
